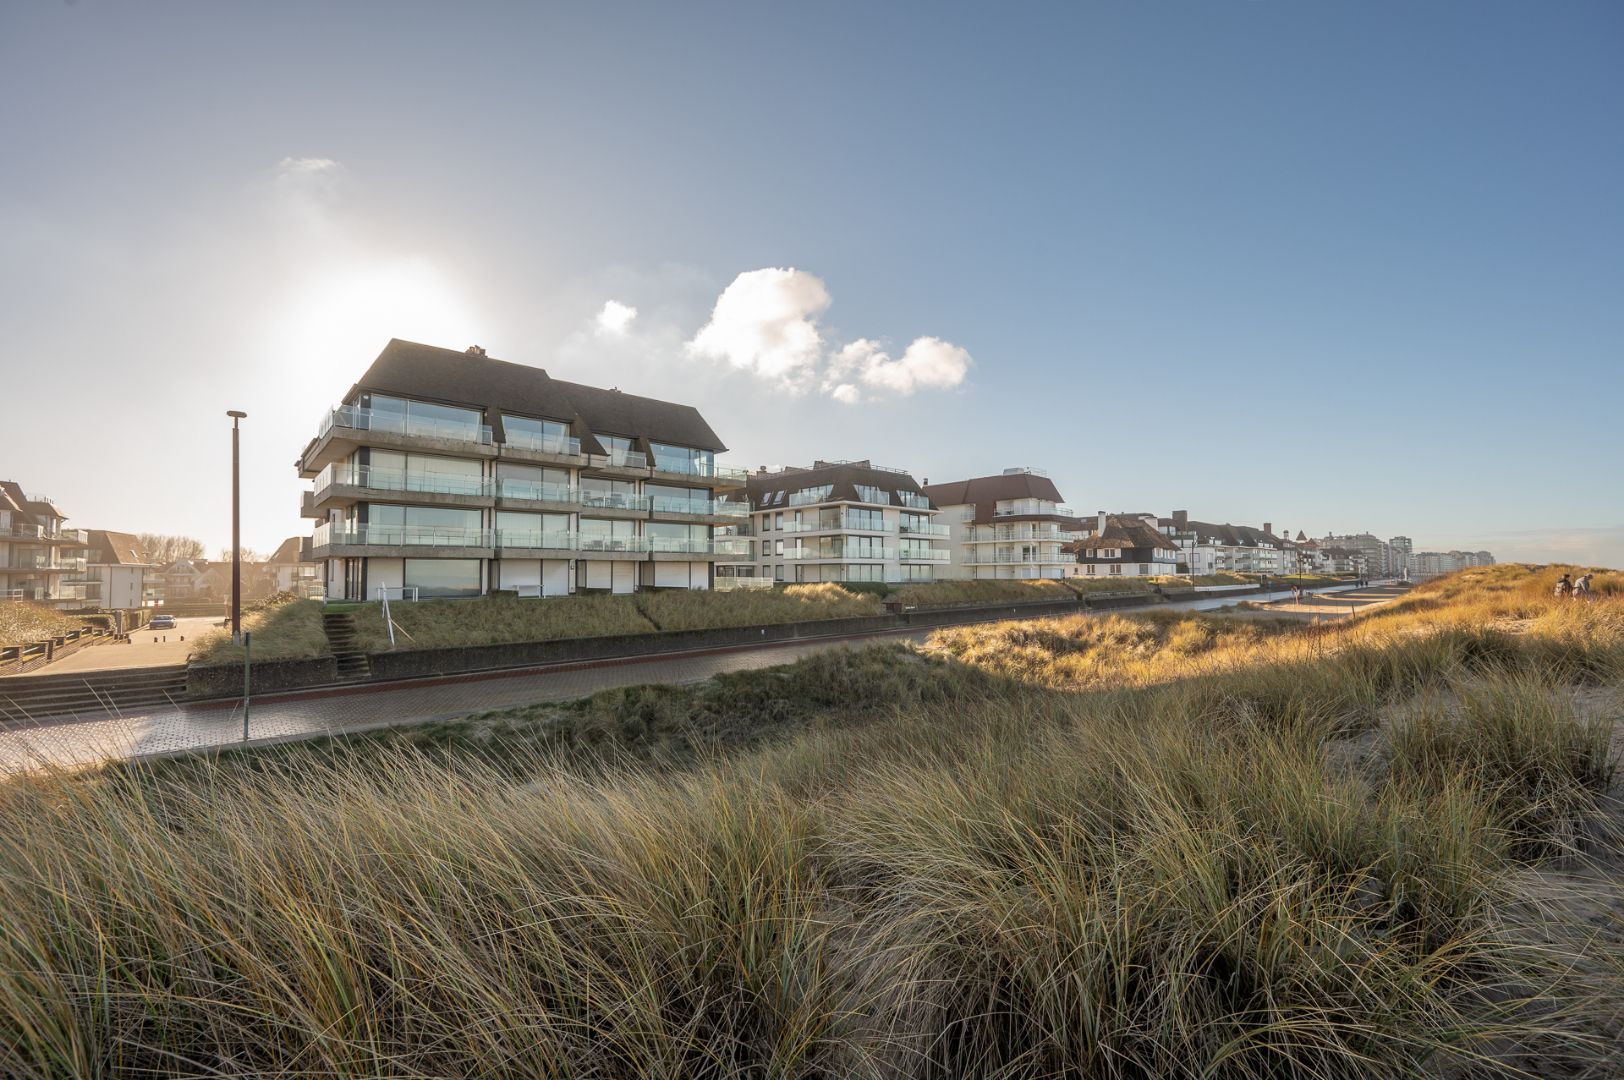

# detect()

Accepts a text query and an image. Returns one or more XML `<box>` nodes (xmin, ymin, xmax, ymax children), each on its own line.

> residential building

<box><xmin>1158</xmin><ymin>512</ymin><xmax>1294</xmax><ymax>576</ymax></box>
<box><xmin>1321</xmin><ymin>533</ymin><xmax>1394</xmax><ymax>577</ymax></box>
<box><xmin>82</xmin><ymin>530</ymin><xmax>163</xmax><ymax>611</ymax></box>
<box><xmin>0</xmin><ymin>481</ymin><xmax>89</xmax><ymax>609</ymax></box>
<box><xmin>738</xmin><ymin>460</ymin><xmax>947</xmax><ymax>585</ymax></box>
<box><xmin>1072</xmin><ymin>512</ymin><xmax>1181</xmax><ymax>577</ymax></box>
<box><xmin>267</xmin><ymin>536</ymin><xmax>323</xmax><ymax>598</ymax></box>
<box><xmin>299</xmin><ymin>339</ymin><xmax>749</xmax><ymax>599</ymax></box>
<box><xmin>921</xmin><ymin>468</ymin><xmax>1084</xmax><ymax>580</ymax></box>
<box><xmin>1407</xmin><ymin>550</ymin><xmax>1496</xmax><ymax>578</ymax></box>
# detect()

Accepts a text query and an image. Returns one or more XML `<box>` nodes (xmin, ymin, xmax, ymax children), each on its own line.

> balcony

<box><xmin>495</xmin><ymin>530</ymin><xmax>579</xmax><ymax>554</ymax></box>
<box><xmin>648</xmin><ymin>495</ymin><xmax>750</xmax><ymax>520</ymax></box>
<box><xmin>311</xmin><ymin>463</ymin><xmax>495</xmax><ymax>509</ymax></box>
<box><xmin>897</xmin><ymin>493</ymin><xmax>932</xmax><ymax>510</ymax></box>
<box><xmin>309</xmin><ymin>523</ymin><xmax>494</xmax><ymax>558</ymax></box>
<box><xmin>497</xmin><ymin>479</ymin><xmax>584</xmax><ymax>510</ymax></box>
<box><xmin>649</xmin><ymin>536</ymin><xmax>752</xmax><ymax>559</ymax></box>
<box><xmin>899</xmin><ymin>549</ymin><xmax>951</xmax><ymax>562</ymax></box>
<box><xmin>781</xmin><ymin>515</ymin><xmax>895</xmax><ymax>534</ymax></box>
<box><xmin>578</xmin><ymin>489</ymin><xmax>653</xmax><ymax>514</ymax></box>
<box><xmin>0</xmin><ymin>525</ymin><xmax>86</xmax><ymax>544</ymax></box>
<box><xmin>649</xmin><ymin>457</ymin><xmax>750</xmax><ymax>487</ymax></box>
<box><xmin>782</xmin><ymin>547</ymin><xmax>897</xmax><ymax>561</ymax></box>
<box><xmin>4</xmin><ymin>554</ymin><xmax>87</xmax><ymax>571</ymax></box>
<box><xmin>970</xmin><ymin>527</ymin><xmax>1076</xmax><ymax>543</ymax></box>
<box><xmin>502</xmin><ymin>429</ymin><xmax>582</xmax><ymax>457</ymax></box>
<box><xmin>963</xmin><ymin>551</ymin><xmax>1075</xmax><ymax>566</ymax></box>
<box><xmin>714</xmin><ymin>575</ymin><xmax>774</xmax><ymax>591</ymax></box>
<box><xmin>900</xmin><ymin>521</ymin><xmax>950</xmax><ymax>536</ymax></box>
<box><xmin>576</xmin><ymin>535</ymin><xmax>651</xmax><ymax>560</ymax></box>
<box><xmin>301</xmin><ymin>404</ymin><xmax>496</xmax><ymax>476</ymax></box>
<box><xmin>992</xmin><ymin>504</ymin><xmax>1075</xmax><ymax>519</ymax></box>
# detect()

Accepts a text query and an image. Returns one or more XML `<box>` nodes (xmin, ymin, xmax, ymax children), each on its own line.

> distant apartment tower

<box><xmin>299</xmin><ymin>340</ymin><xmax>749</xmax><ymax>599</ymax></box>
<box><xmin>0</xmin><ymin>481</ymin><xmax>89</xmax><ymax>609</ymax></box>
<box><xmin>1322</xmin><ymin>533</ymin><xmax>1394</xmax><ymax>576</ymax></box>
<box><xmin>922</xmin><ymin>468</ymin><xmax>1084</xmax><ymax>580</ymax></box>
<box><xmin>1407</xmin><ymin>549</ymin><xmax>1496</xmax><ymax>578</ymax></box>
<box><xmin>735</xmin><ymin>460</ymin><xmax>947</xmax><ymax>585</ymax></box>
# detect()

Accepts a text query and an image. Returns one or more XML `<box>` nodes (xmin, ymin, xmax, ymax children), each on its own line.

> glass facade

<box><xmin>403</xmin><ymin>558</ymin><xmax>482</xmax><ymax>598</ymax></box>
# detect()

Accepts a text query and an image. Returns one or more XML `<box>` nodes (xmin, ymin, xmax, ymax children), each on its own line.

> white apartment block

<box><xmin>82</xmin><ymin>530</ymin><xmax>163</xmax><ymax>612</ymax></box>
<box><xmin>1158</xmin><ymin>512</ymin><xmax>1295</xmax><ymax>576</ymax></box>
<box><xmin>1407</xmin><ymin>550</ymin><xmax>1496</xmax><ymax>578</ymax></box>
<box><xmin>300</xmin><ymin>340</ymin><xmax>750</xmax><ymax>600</ymax></box>
<box><xmin>921</xmin><ymin>468</ymin><xmax>1084</xmax><ymax>580</ymax></box>
<box><xmin>725</xmin><ymin>460</ymin><xmax>948</xmax><ymax>587</ymax></box>
<box><xmin>0</xmin><ymin>481</ymin><xmax>90</xmax><ymax>610</ymax></box>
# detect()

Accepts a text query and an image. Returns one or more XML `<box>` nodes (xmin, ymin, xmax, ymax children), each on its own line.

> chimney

<box><xmin>758</xmin><ymin>465</ymin><xmax>768</xmax><ymax>474</ymax></box>
<box><xmin>922</xmin><ymin>477</ymin><xmax>928</xmax><ymax>486</ymax></box>
<box><xmin>1263</xmin><ymin>522</ymin><xmax>1272</xmax><ymax>536</ymax></box>
<box><xmin>1097</xmin><ymin>510</ymin><xmax>1107</xmax><ymax>533</ymax></box>
<box><xmin>1173</xmin><ymin>510</ymin><xmax>1188</xmax><ymax>528</ymax></box>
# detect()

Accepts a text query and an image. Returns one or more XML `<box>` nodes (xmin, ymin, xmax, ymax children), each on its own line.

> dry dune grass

<box><xmin>1</xmin><ymin>564</ymin><xmax>1621</xmax><ymax>1077</ymax></box>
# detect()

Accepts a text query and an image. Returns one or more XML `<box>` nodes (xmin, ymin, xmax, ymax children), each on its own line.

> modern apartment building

<box><xmin>922</xmin><ymin>468</ymin><xmax>1084</xmax><ymax>580</ymax></box>
<box><xmin>1407</xmin><ymin>549</ymin><xmax>1496</xmax><ymax>578</ymax></box>
<box><xmin>82</xmin><ymin>530</ymin><xmax>163</xmax><ymax>611</ymax></box>
<box><xmin>1160</xmin><ymin>512</ymin><xmax>1294</xmax><ymax>576</ymax></box>
<box><xmin>732</xmin><ymin>460</ymin><xmax>947</xmax><ymax>585</ymax></box>
<box><xmin>1321</xmin><ymin>533</ymin><xmax>1395</xmax><ymax>577</ymax></box>
<box><xmin>0</xmin><ymin>481</ymin><xmax>89</xmax><ymax>609</ymax></box>
<box><xmin>299</xmin><ymin>340</ymin><xmax>749</xmax><ymax>599</ymax></box>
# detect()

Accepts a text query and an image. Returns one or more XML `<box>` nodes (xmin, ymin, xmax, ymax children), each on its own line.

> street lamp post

<box><xmin>227</xmin><ymin>410</ymin><xmax>247</xmax><ymax>642</ymax></box>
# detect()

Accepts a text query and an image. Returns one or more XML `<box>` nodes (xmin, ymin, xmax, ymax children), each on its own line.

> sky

<box><xmin>2</xmin><ymin>0</ymin><xmax>1620</xmax><ymax>566</ymax></box>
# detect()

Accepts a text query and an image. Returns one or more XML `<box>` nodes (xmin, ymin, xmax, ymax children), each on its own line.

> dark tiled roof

<box><xmin>746</xmin><ymin>460</ymin><xmax>932</xmax><ymax>511</ymax></box>
<box><xmin>85</xmin><ymin>530</ymin><xmax>150</xmax><ymax>565</ymax></box>
<box><xmin>1076</xmin><ymin>515</ymin><xmax>1180</xmax><ymax>553</ymax></box>
<box><xmin>267</xmin><ymin>537</ymin><xmax>306</xmax><ymax>565</ymax></box>
<box><xmin>921</xmin><ymin>471</ymin><xmax>1069</xmax><ymax>525</ymax></box>
<box><xmin>349</xmin><ymin>339</ymin><xmax>728</xmax><ymax>453</ymax></box>
<box><xmin>1174</xmin><ymin>520</ymin><xmax>1285</xmax><ymax>548</ymax></box>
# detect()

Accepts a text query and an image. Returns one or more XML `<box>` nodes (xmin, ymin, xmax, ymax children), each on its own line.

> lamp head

<box><xmin>226</xmin><ymin>410</ymin><xmax>248</xmax><ymax>419</ymax></box>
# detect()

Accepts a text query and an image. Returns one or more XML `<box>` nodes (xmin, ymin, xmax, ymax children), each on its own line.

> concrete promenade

<box><xmin>0</xmin><ymin>583</ymin><xmax>1396</xmax><ymax>774</ymax></box>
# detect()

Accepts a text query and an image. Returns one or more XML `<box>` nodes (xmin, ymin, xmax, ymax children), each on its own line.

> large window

<box><xmin>650</xmin><ymin>442</ymin><xmax>715</xmax><ymax>476</ymax></box>
<box><xmin>503</xmin><ymin>415</ymin><xmax>576</xmax><ymax>454</ymax></box>
<box><xmin>366</xmin><ymin>450</ymin><xmax>485</xmax><ymax>495</ymax></box>
<box><xmin>403</xmin><ymin>558</ymin><xmax>482</xmax><ymax>598</ymax></box>
<box><xmin>497</xmin><ymin>462</ymin><xmax>573</xmax><ymax>501</ymax></box>
<box><xmin>647</xmin><ymin>483</ymin><xmax>710</xmax><ymax>513</ymax></box>
<box><xmin>597</xmin><ymin>434</ymin><xmax>645</xmax><ymax>466</ymax></box>
<box><xmin>496</xmin><ymin>510</ymin><xmax>570</xmax><ymax>548</ymax></box>
<box><xmin>647</xmin><ymin>520</ymin><xmax>711</xmax><ymax>553</ymax></box>
<box><xmin>367</xmin><ymin>395</ymin><xmax>484</xmax><ymax>441</ymax></box>
<box><xmin>853</xmin><ymin>484</ymin><xmax>891</xmax><ymax>505</ymax></box>
<box><xmin>580</xmin><ymin>476</ymin><xmax>644</xmax><ymax>510</ymax></box>
<box><xmin>365</xmin><ymin>504</ymin><xmax>483</xmax><ymax>545</ymax></box>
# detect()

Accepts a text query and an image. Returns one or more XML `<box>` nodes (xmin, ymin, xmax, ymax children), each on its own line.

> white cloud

<box><xmin>595</xmin><ymin>299</ymin><xmax>638</xmax><ymax>336</ymax></box>
<box><xmin>277</xmin><ymin>156</ymin><xmax>339</xmax><ymax>177</ymax></box>
<box><xmin>686</xmin><ymin>267</ymin><xmax>831</xmax><ymax>388</ymax></box>
<box><xmin>825</xmin><ymin>335</ymin><xmax>972</xmax><ymax>402</ymax></box>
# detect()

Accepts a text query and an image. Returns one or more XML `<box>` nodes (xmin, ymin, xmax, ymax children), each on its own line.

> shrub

<box><xmin>0</xmin><ymin>601</ymin><xmax>77</xmax><ymax>648</ymax></box>
<box><xmin>190</xmin><ymin>599</ymin><xmax>329</xmax><ymax>663</ymax></box>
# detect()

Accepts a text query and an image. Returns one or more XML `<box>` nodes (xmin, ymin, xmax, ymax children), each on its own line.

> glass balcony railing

<box><xmin>899</xmin><ymin>549</ymin><xmax>951</xmax><ymax>562</ymax></box>
<box><xmin>315</xmin><ymin>463</ymin><xmax>493</xmax><ymax>499</ymax></box>
<box><xmin>783</xmin><ymin>547</ymin><xmax>896</xmax><ymax>561</ymax></box>
<box><xmin>993</xmin><ymin>503</ymin><xmax>1075</xmax><ymax>518</ymax></box>
<box><xmin>594</xmin><ymin>448</ymin><xmax>649</xmax><ymax>468</ymax></box>
<box><xmin>579</xmin><ymin>489</ymin><xmax>652</xmax><ymax>512</ymax></box>
<box><xmin>649</xmin><ymin>496</ymin><xmax>749</xmax><ymax>517</ymax></box>
<box><xmin>896</xmin><ymin>493</ymin><xmax>931</xmax><ymax>510</ymax></box>
<box><xmin>496</xmin><ymin>530</ymin><xmax>578</xmax><ymax>551</ymax></box>
<box><xmin>899</xmin><ymin>521</ymin><xmax>950</xmax><ymax>536</ymax></box>
<box><xmin>650</xmin><ymin>457</ymin><xmax>750</xmax><ymax>482</ymax></box>
<box><xmin>503</xmin><ymin>430</ymin><xmax>582</xmax><ymax>456</ymax></box>
<box><xmin>321</xmin><ymin>404</ymin><xmax>493</xmax><ymax>445</ymax></box>
<box><xmin>576</xmin><ymin>535</ymin><xmax>651</xmax><ymax>553</ymax></box>
<box><xmin>498</xmin><ymin>479</ymin><xmax>580</xmax><ymax>504</ymax></box>
<box><xmin>4</xmin><ymin>554</ymin><xmax>87</xmax><ymax>571</ymax></box>
<box><xmin>781</xmin><ymin>516</ymin><xmax>895</xmax><ymax>533</ymax></box>
<box><xmin>313</xmin><ymin>523</ymin><xmax>493</xmax><ymax>548</ymax></box>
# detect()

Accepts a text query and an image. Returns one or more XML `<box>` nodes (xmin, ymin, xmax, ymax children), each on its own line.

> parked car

<box><xmin>149</xmin><ymin>614</ymin><xmax>177</xmax><ymax>630</ymax></box>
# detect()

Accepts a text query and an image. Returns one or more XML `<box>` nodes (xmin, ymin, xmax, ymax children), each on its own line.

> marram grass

<box><xmin>1</xmin><ymin>563</ymin><xmax>1620</xmax><ymax>1078</ymax></box>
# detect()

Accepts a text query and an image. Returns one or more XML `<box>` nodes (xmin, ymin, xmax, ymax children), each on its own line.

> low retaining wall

<box><xmin>0</xmin><ymin>627</ymin><xmax>109</xmax><ymax>677</ymax></box>
<box><xmin>188</xmin><ymin>656</ymin><xmax>340</xmax><ymax>697</ymax></box>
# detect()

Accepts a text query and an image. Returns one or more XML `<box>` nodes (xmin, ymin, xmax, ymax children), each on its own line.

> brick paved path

<box><xmin>0</xmin><ymin>584</ymin><xmax>1386</xmax><ymax>775</ymax></box>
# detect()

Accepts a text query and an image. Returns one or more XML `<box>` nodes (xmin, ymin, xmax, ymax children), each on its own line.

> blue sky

<box><xmin>2</xmin><ymin>1</ymin><xmax>1620</xmax><ymax>564</ymax></box>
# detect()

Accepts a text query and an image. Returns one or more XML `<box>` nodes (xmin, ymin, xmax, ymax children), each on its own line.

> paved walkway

<box><xmin>14</xmin><ymin>616</ymin><xmax>220</xmax><ymax>676</ymax></box>
<box><xmin>0</xmin><ymin>583</ymin><xmax>1391</xmax><ymax>774</ymax></box>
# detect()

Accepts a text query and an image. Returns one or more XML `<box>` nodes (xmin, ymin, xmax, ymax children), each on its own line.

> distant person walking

<box><xmin>1554</xmin><ymin>573</ymin><xmax>1574</xmax><ymax>600</ymax></box>
<box><xmin>1574</xmin><ymin>573</ymin><xmax>1593</xmax><ymax>601</ymax></box>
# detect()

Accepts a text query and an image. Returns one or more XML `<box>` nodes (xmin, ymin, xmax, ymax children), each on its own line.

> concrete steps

<box><xmin>0</xmin><ymin>666</ymin><xmax>189</xmax><ymax>723</ymax></box>
<box><xmin>321</xmin><ymin>613</ymin><xmax>372</xmax><ymax>681</ymax></box>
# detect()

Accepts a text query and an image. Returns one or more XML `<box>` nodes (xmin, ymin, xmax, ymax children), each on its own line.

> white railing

<box><xmin>321</xmin><ymin>404</ymin><xmax>493</xmax><ymax>445</ymax></box>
